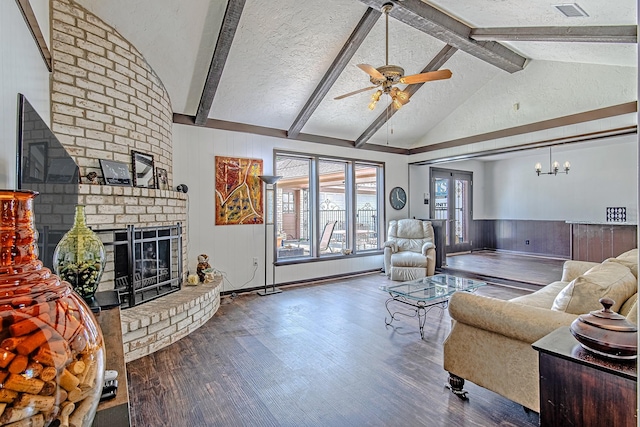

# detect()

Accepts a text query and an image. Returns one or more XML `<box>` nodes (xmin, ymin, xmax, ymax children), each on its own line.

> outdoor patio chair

<box><xmin>319</xmin><ymin>221</ymin><xmax>337</xmax><ymax>253</ymax></box>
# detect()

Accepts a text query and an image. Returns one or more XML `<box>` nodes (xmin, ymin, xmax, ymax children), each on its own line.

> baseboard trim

<box><xmin>220</xmin><ymin>269</ymin><xmax>382</xmax><ymax>296</ymax></box>
<box><xmin>471</xmin><ymin>247</ymin><xmax>569</xmax><ymax>261</ymax></box>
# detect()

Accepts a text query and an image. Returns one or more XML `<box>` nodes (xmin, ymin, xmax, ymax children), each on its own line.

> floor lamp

<box><xmin>257</xmin><ymin>175</ymin><xmax>282</xmax><ymax>296</ymax></box>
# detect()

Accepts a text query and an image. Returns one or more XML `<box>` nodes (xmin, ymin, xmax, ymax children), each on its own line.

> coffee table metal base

<box><xmin>383</xmin><ymin>295</ymin><xmax>447</xmax><ymax>339</ymax></box>
<box><xmin>381</xmin><ymin>274</ymin><xmax>486</xmax><ymax>340</ymax></box>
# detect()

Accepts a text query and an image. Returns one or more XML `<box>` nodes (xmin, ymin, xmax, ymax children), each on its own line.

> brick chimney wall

<box><xmin>48</xmin><ymin>0</ymin><xmax>189</xmax><ymax>290</ymax></box>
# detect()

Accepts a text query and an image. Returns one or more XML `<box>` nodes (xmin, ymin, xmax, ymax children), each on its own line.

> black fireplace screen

<box><xmin>97</xmin><ymin>223</ymin><xmax>182</xmax><ymax>308</ymax></box>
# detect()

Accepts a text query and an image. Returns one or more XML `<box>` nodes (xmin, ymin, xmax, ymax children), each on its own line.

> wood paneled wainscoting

<box><xmin>568</xmin><ymin>222</ymin><xmax>638</xmax><ymax>262</ymax></box>
<box><xmin>471</xmin><ymin>220</ymin><xmax>571</xmax><ymax>258</ymax></box>
<box><xmin>470</xmin><ymin>220</ymin><xmax>637</xmax><ymax>261</ymax></box>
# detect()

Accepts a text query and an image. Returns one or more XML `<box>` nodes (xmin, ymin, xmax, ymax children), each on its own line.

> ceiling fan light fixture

<box><xmin>333</xmin><ymin>1</ymin><xmax>451</xmax><ymax>109</ymax></box>
<box><xmin>396</xmin><ymin>89</ymin><xmax>409</xmax><ymax>102</ymax></box>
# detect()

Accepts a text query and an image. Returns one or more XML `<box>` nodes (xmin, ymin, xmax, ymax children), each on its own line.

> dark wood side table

<box><xmin>532</xmin><ymin>327</ymin><xmax>637</xmax><ymax>427</ymax></box>
<box><xmin>92</xmin><ymin>306</ymin><xmax>131</xmax><ymax>427</ymax></box>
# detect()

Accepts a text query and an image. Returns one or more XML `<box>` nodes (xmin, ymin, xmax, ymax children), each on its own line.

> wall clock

<box><xmin>389</xmin><ymin>186</ymin><xmax>406</xmax><ymax>210</ymax></box>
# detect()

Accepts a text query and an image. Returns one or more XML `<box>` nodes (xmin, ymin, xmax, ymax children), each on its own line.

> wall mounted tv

<box><xmin>16</xmin><ymin>93</ymin><xmax>79</xmax><ymax>269</ymax></box>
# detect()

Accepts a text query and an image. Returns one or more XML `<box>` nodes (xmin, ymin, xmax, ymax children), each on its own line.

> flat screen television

<box><xmin>16</xmin><ymin>93</ymin><xmax>79</xmax><ymax>269</ymax></box>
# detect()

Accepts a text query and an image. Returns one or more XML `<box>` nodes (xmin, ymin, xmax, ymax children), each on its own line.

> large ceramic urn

<box><xmin>0</xmin><ymin>190</ymin><xmax>105</xmax><ymax>426</ymax></box>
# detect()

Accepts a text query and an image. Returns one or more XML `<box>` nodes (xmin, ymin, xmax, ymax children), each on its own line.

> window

<box><xmin>319</xmin><ymin>159</ymin><xmax>346</xmax><ymax>255</ymax></box>
<box><xmin>275</xmin><ymin>152</ymin><xmax>383</xmax><ymax>261</ymax></box>
<box><xmin>276</xmin><ymin>156</ymin><xmax>311</xmax><ymax>259</ymax></box>
<box><xmin>282</xmin><ymin>192</ymin><xmax>295</xmax><ymax>213</ymax></box>
<box><xmin>355</xmin><ymin>164</ymin><xmax>380</xmax><ymax>251</ymax></box>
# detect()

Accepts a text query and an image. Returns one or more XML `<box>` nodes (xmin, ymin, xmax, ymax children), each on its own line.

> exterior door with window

<box><xmin>281</xmin><ymin>191</ymin><xmax>298</xmax><ymax>239</ymax></box>
<box><xmin>430</xmin><ymin>168</ymin><xmax>473</xmax><ymax>254</ymax></box>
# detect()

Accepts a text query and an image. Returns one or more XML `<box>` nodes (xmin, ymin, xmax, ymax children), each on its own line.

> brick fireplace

<box><xmin>45</xmin><ymin>0</ymin><xmax>190</xmax><ymax>294</ymax></box>
<box><xmin>36</xmin><ymin>1</ymin><xmax>222</xmax><ymax>360</ymax></box>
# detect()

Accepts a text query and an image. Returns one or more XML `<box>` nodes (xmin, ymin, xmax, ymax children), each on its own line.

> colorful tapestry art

<box><xmin>215</xmin><ymin>156</ymin><xmax>263</xmax><ymax>225</ymax></box>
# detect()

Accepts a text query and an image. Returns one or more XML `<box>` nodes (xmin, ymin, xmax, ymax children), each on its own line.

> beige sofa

<box><xmin>443</xmin><ymin>249</ymin><xmax>638</xmax><ymax>412</ymax></box>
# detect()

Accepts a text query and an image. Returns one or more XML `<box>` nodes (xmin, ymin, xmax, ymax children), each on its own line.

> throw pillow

<box><xmin>551</xmin><ymin>260</ymin><xmax>637</xmax><ymax>314</ymax></box>
<box><xmin>606</xmin><ymin>248</ymin><xmax>639</xmax><ymax>279</ymax></box>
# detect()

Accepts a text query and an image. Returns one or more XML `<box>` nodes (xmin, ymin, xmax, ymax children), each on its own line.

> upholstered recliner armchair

<box><xmin>384</xmin><ymin>219</ymin><xmax>436</xmax><ymax>281</ymax></box>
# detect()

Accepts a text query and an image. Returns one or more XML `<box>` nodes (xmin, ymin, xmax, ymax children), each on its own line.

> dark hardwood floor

<box><xmin>442</xmin><ymin>250</ymin><xmax>565</xmax><ymax>289</ymax></box>
<box><xmin>127</xmin><ymin>271</ymin><xmax>541</xmax><ymax>426</ymax></box>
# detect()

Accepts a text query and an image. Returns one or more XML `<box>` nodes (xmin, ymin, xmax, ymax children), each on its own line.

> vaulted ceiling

<box><xmin>76</xmin><ymin>0</ymin><xmax>638</xmax><ymax>157</ymax></box>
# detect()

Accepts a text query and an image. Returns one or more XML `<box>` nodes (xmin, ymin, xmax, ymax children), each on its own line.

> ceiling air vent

<box><xmin>554</xmin><ymin>3</ymin><xmax>589</xmax><ymax>17</ymax></box>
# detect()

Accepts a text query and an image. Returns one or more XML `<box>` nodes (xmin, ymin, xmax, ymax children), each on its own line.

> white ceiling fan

<box><xmin>334</xmin><ymin>3</ymin><xmax>452</xmax><ymax>110</ymax></box>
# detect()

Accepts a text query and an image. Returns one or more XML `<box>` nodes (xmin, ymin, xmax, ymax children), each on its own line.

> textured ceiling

<box><xmin>76</xmin><ymin>0</ymin><xmax>638</xmax><ymax>153</ymax></box>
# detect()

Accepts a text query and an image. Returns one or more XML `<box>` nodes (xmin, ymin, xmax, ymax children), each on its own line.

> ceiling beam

<box><xmin>411</xmin><ymin>126</ymin><xmax>637</xmax><ymax>165</ymax></box>
<box><xmin>173</xmin><ymin>113</ymin><xmax>408</xmax><ymax>154</ymax></box>
<box><xmin>194</xmin><ymin>0</ymin><xmax>246</xmax><ymax>126</ymax></box>
<box><xmin>354</xmin><ymin>44</ymin><xmax>457</xmax><ymax>148</ymax></box>
<box><xmin>287</xmin><ymin>8</ymin><xmax>382</xmax><ymax>139</ymax></box>
<box><xmin>471</xmin><ymin>25</ymin><xmax>638</xmax><ymax>43</ymax></box>
<box><xmin>15</xmin><ymin>0</ymin><xmax>51</xmax><ymax>72</ymax></box>
<box><xmin>357</xmin><ymin>0</ymin><xmax>526</xmax><ymax>73</ymax></box>
<box><xmin>408</xmin><ymin>102</ymin><xmax>638</xmax><ymax>155</ymax></box>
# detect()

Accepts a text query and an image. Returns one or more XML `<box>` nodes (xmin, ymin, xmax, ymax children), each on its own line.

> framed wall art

<box><xmin>132</xmin><ymin>151</ymin><xmax>155</xmax><ymax>188</ymax></box>
<box><xmin>99</xmin><ymin>159</ymin><xmax>132</xmax><ymax>186</ymax></box>
<box><xmin>215</xmin><ymin>156</ymin><xmax>263</xmax><ymax>225</ymax></box>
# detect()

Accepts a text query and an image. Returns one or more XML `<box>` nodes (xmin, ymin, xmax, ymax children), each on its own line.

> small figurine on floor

<box><xmin>196</xmin><ymin>254</ymin><xmax>211</xmax><ymax>283</ymax></box>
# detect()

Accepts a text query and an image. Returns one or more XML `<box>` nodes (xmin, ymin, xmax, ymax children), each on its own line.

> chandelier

<box><xmin>535</xmin><ymin>146</ymin><xmax>570</xmax><ymax>176</ymax></box>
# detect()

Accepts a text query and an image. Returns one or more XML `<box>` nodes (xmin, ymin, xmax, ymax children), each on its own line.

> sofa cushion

<box><xmin>625</xmin><ymin>300</ymin><xmax>638</xmax><ymax>325</ymax></box>
<box><xmin>620</xmin><ymin>293</ymin><xmax>638</xmax><ymax>324</ymax></box>
<box><xmin>390</xmin><ymin>220</ymin><xmax>434</xmax><ymax>253</ymax></box>
<box><xmin>551</xmin><ymin>260</ymin><xmax>637</xmax><ymax>315</ymax></box>
<box><xmin>510</xmin><ymin>281</ymin><xmax>568</xmax><ymax>309</ymax></box>
<box><xmin>606</xmin><ymin>248</ymin><xmax>639</xmax><ymax>279</ymax></box>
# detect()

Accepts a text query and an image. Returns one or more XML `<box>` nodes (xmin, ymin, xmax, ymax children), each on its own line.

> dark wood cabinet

<box><xmin>533</xmin><ymin>327</ymin><xmax>637</xmax><ymax>427</ymax></box>
<box><xmin>569</xmin><ymin>222</ymin><xmax>637</xmax><ymax>262</ymax></box>
<box><xmin>92</xmin><ymin>307</ymin><xmax>131</xmax><ymax>427</ymax></box>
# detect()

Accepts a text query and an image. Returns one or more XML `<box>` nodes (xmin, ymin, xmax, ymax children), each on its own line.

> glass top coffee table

<box><xmin>380</xmin><ymin>274</ymin><xmax>486</xmax><ymax>339</ymax></box>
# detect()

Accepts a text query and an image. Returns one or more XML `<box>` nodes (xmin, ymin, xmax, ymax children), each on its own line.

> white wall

<box><xmin>172</xmin><ymin>124</ymin><xmax>408</xmax><ymax>293</ymax></box>
<box><xmin>0</xmin><ymin>1</ymin><xmax>51</xmax><ymax>189</ymax></box>
<box><xmin>483</xmin><ymin>135</ymin><xmax>637</xmax><ymax>221</ymax></box>
<box><xmin>409</xmin><ymin>134</ymin><xmax>637</xmax><ymax>222</ymax></box>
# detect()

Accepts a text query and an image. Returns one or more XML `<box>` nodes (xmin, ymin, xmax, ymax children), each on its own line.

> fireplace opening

<box><xmin>97</xmin><ymin>223</ymin><xmax>183</xmax><ymax>307</ymax></box>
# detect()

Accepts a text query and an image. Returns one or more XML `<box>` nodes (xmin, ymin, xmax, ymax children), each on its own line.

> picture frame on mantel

<box><xmin>99</xmin><ymin>159</ymin><xmax>132</xmax><ymax>186</ymax></box>
<box><xmin>132</xmin><ymin>151</ymin><xmax>155</xmax><ymax>188</ymax></box>
<box><xmin>156</xmin><ymin>167</ymin><xmax>169</xmax><ymax>190</ymax></box>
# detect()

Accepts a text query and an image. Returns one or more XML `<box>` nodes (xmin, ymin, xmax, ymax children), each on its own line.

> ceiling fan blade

<box><xmin>356</xmin><ymin>64</ymin><xmax>385</xmax><ymax>81</ymax></box>
<box><xmin>400</xmin><ymin>69</ymin><xmax>452</xmax><ymax>85</ymax></box>
<box><xmin>334</xmin><ymin>86</ymin><xmax>379</xmax><ymax>100</ymax></box>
